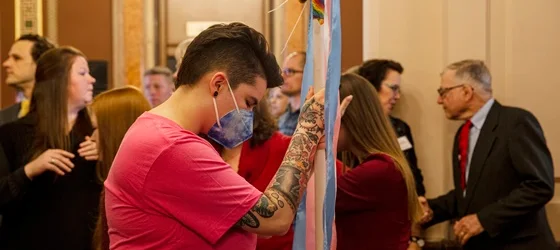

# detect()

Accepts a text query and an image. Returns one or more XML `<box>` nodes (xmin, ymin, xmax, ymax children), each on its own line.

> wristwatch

<box><xmin>410</xmin><ymin>236</ymin><xmax>425</xmax><ymax>247</ymax></box>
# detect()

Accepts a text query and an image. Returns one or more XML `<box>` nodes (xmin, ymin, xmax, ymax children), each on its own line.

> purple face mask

<box><xmin>207</xmin><ymin>81</ymin><xmax>254</xmax><ymax>149</ymax></box>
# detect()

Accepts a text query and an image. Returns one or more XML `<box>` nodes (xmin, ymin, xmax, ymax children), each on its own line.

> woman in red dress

<box><xmin>335</xmin><ymin>73</ymin><xmax>423</xmax><ymax>250</ymax></box>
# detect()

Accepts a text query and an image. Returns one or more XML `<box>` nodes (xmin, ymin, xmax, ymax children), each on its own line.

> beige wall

<box><xmin>166</xmin><ymin>0</ymin><xmax>264</xmax><ymax>52</ymax></box>
<box><xmin>363</xmin><ymin>0</ymin><xmax>560</xmax><ymax>241</ymax></box>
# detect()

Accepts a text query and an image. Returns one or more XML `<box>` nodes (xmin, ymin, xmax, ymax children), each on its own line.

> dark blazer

<box><xmin>0</xmin><ymin>103</ymin><xmax>21</xmax><ymax>127</ymax></box>
<box><xmin>390</xmin><ymin>116</ymin><xmax>426</xmax><ymax>196</ymax></box>
<box><xmin>427</xmin><ymin>101</ymin><xmax>556</xmax><ymax>250</ymax></box>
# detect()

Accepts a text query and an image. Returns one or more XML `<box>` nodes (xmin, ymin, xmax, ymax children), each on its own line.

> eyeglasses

<box><xmin>437</xmin><ymin>84</ymin><xmax>465</xmax><ymax>97</ymax></box>
<box><xmin>383</xmin><ymin>83</ymin><xmax>400</xmax><ymax>93</ymax></box>
<box><xmin>282</xmin><ymin>68</ymin><xmax>304</xmax><ymax>77</ymax></box>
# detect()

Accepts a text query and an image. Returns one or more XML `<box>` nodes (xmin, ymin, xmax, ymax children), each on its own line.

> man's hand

<box><xmin>454</xmin><ymin>214</ymin><xmax>484</xmax><ymax>245</ymax></box>
<box><xmin>418</xmin><ymin>196</ymin><xmax>433</xmax><ymax>224</ymax></box>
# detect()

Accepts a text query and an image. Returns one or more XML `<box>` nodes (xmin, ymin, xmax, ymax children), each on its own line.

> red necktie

<box><xmin>459</xmin><ymin>120</ymin><xmax>472</xmax><ymax>191</ymax></box>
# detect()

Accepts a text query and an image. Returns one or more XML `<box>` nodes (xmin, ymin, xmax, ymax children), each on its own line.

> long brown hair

<box><xmin>29</xmin><ymin>46</ymin><xmax>93</xmax><ymax>160</ymax></box>
<box><xmin>249</xmin><ymin>91</ymin><xmax>278</xmax><ymax>147</ymax></box>
<box><xmin>91</xmin><ymin>86</ymin><xmax>151</xmax><ymax>182</ymax></box>
<box><xmin>91</xmin><ymin>86</ymin><xmax>151</xmax><ymax>250</ymax></box>
<box><xmin>339</xmin><ymin>73</ymin><xmax>422</xmax><ymax>223</ymax></box>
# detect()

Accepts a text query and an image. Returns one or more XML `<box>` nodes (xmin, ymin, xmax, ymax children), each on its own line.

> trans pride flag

<box><xmin>293</xmin><ymin>0</ymin><xmax>342</xmax><ymax>249</ymax></box>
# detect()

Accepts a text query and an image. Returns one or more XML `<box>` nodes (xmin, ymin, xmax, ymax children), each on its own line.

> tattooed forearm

<box><xmin>237</xmin><ymin>98</ymin><xmax>324</xmax><ymax>230</ymax></box>
<box><xmin>236</xmin><ymin>211</ymin><xmax>259</xmax><ymax>228</ymax></box>
<box><xmin>236</xmin><ymin>194</ymin><xmax>282</xmax><ymax>228</ymax></box>
<box><xmin>298</xmin><ymin>99</ymin><xmax>325</xmax><ymax>136</ymax></box>
<box><xmin>252</xmin><ymin>194</ymin><xmax>278</xmax><ymax>218</ymax></box>
<box><xmin>266</xmin><ymin>97</ymin><xmax>325</xmax><ymax>211</ymax></box>
<box><xmin>270</xmin><ymin>165</ymin><xmax>308</xmax><ymax>210</ymax></box>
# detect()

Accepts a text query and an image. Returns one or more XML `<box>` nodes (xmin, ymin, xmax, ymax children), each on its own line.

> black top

<box><xmin>390</xmin><ymin>116</ymin><xmax>426</xmax><ymax>196</ymax></box>
<box><xmin>0</xmin><ymin>114</ymin><xmax>101</xmax><ymax>250</ymax></box>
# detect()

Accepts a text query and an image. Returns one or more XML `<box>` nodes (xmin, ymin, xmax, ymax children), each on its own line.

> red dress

<box><xmin>238</xmin><ymin>132</ymin><xmax>294</xmax><ymax>250</ymax></box>
<box><xmin>336</xmin><ymin>154</ymin><xmax>411</xmax><ymax>250</ymax></box>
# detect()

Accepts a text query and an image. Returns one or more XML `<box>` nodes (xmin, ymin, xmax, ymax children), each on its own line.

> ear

<box><xmin>208</xmin><ymin>72</ymin><xmax>228</xmax><ymax>96</ymax></box>
<box><xmin>463</xmin><ymin>84</ymin><xmax>475</xmax><ymax>101</ymax></box>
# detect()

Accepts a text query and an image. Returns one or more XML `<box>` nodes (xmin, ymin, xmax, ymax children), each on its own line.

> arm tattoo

<box><xmin>236</xmin><ymin>98</ymin><xmax>324</xmax><ymax>229</ymax></box>
<box><xmin>269</xmin><ymin>98</ymin><xmax>324</xmax><ymax>210</ymax></box>
<box><xmin>236</xmin><ymin>194</ymin><xmax>280</xmax><ymax>228</ymax></box>
<box><xmin>236</xmin><ymin>211</ymin><xmax>259</xmax><ymax>228</ymax></box>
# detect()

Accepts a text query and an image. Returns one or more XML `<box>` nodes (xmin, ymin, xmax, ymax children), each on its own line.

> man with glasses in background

<box><xmin>278</xmin><ymin>51</ymin><xmax>306</xmax><ymax>135</ymax></box>
<box><xmin>421</xmin><ymin>59</ymin><xmax>555</xmax><ymax>250</ymax></box>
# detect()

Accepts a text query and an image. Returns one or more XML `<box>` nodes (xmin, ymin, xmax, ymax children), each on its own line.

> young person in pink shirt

<box><xmin>104</xmin><ymin>22</ymin><xmax>334</xmax><ymax>250</ymax></box>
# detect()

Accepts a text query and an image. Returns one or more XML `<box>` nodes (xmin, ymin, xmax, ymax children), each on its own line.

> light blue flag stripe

<box><xmin>322</xmin><ymin>0</ymin><xmax>341</xmax><ymax>248</ymax></box>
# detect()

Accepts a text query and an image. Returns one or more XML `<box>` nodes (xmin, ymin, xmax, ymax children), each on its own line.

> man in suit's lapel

<box><xmin>463</xmin><ymin>102</ymin><xmax>500</xmax><ymax>210</ymax></box>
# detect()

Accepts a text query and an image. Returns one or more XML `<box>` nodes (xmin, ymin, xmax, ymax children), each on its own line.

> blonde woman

<box><xmin>336</xmin><ymin>73</ymin><xmax>422</xmax><ymax>250</ymax></box>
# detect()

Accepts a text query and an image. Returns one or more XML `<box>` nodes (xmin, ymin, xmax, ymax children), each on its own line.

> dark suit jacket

<box><xmin>390</xmin><ymin>116</ymin><xmax>426</xmax><ymax>196</ymax></box>
<box><xmin>0</xmin><ymin>103</ymin><xmax>21</xmax><ymax>127</ymax></box>
<box><xmin>427</xmin><ymin>101</ymin><xmax>556</xmax><ymax>250</ymax></box>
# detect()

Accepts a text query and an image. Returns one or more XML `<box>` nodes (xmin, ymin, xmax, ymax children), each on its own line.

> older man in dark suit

<box><xmin>421</xmin><ymin>59</ymin><xmax>556</xmax><ymax>249</ymax></box>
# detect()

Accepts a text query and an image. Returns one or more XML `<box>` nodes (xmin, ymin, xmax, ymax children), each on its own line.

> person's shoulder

<box><xmin>352</xmin><ymin>154</ymin><xmax>403</xmax><ymax>183</ymax></box>
<box><xmin>0</xmin><ymin>113</ymin><xmax>34</xmax><ymax>135</ymax></box>
<box><xmin>361</xmin><ymin>153</ymin><xmax>397</xmax><ymax>171</ymax></box>
<box><xmin>500</xmin><ymin>104</ymin><xmax>536</xmax><ymax>119</ymax></box>
<box><xmin>0</xmin><ymin>103</ymin><xmax>21</xmax><ymax>125</ymax></box>
<box><xmin>130</xmin><ymin>112</ymin><xmax>197</xmax><ymax>140</ymax></box>
<box><xmin>496</xmin><ymin>102</ymin><xmax>541</xmax><ymax>126</ymax></box>
<box><xmin>389</xmin><ymin>116</ymin><xmax>411</xmax><ymax>133</ymax></box>
<box><xmin>0</xmin><ymin>103</ymin><xmax>21</xmax><ymax>114</ymax></box>
<box><xmin>120</xmin><ymin>113</ymin><xmax>213</xmax><ymax>157</ymax></box>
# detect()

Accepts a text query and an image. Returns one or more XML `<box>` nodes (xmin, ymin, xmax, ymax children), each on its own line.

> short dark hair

<box><xmin>357</xmin><ymin>59</ymin><xmax>403</xmax><ymax>91</ymax></box>
<box><xmin>17</xmin><ymin>34</ymin><xmax>56</xmax><ymax>62</ymax></box>
<box><xmin>176</xmin><ymin>22</ymin><xmax>282</xmax><ymax>89</ymax></box>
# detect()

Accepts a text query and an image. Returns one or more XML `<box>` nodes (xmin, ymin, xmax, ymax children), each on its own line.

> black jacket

<box><xmin>390</xmin><ymin>116</ymin><xmax>426</xmax><ymax>196</ymax></box>
<box><xmin>0</xmin><ymin>103</ymin><xmax>21</xmax><ymax>127</ymax></box>
<box><xmin>0</xmin><ymin>114</ymin><xmax>101</xmax><ymax>250</ymax></box>
<box><xmin>426</xmin><ymin>101</ymin><xmax>556</xmax><ymax>250</ymax></box>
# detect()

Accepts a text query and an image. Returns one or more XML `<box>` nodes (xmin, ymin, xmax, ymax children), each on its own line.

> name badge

<box><xmin>398</xmin><ymin>136</ymin><xmax>413</xmax><ymax>151</ymax></box>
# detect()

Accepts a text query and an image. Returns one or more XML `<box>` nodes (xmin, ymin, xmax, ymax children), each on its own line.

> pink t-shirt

<box><xmin>104</xmin><ymin>112</ymin><xmax>262</xmax><ymax>249</ymax></box>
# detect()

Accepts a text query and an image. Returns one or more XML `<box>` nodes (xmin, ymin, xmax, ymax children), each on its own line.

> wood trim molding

<box><xmin>555</xmin><ymin>177</ymin><xmax>560</xmax><ymax>183</ymax></box>
<box><xmin>112</xmin><ymin>0</ymin><xmax>124</xmax><ymax>87</ymax></box>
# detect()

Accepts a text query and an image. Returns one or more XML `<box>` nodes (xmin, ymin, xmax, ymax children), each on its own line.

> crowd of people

<box><xmin>0</xmin><ymin>22</ymin><xmax>555</xmax><ymax>250</ymax></box>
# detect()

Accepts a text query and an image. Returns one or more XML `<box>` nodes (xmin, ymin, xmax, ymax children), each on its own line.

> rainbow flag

<box><xmin>293</xmin><ymin>0</ymin><xmax>341</xmax><ymax>249</ymax></box>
